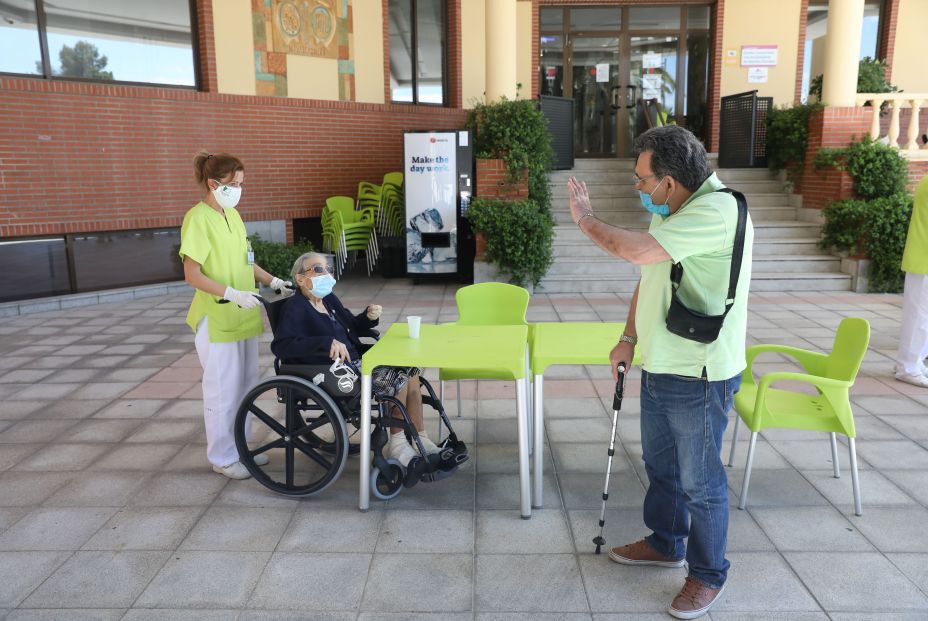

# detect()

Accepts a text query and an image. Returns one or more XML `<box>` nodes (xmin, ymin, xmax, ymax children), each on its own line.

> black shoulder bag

<box><xmin>665</xmin><ymin>188</ymin><xmax>748</xmax><ymax>344</ymax></box>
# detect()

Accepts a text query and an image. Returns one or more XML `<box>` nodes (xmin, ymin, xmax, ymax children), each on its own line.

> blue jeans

<box><xmin>640</xmin><ymin>370</ymin><xmax>741</xmax><ymax>589</ymax></box>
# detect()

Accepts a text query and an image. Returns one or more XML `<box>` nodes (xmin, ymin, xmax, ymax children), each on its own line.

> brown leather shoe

<box><xmin>608</xmin><ymin>538</ymin><xmax>685</xmax><ymax>567</ymax></box>
<box><xmin>668</xmin><ymin>576</ymin><xmax>726</xmax><ymax>619</ymax></box>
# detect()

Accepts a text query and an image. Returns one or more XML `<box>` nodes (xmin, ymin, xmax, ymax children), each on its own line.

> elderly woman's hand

<box><xmin>366</xmin><ymin>304</ymin><xmax>382</xmax><ymax>320</ymax></box>
<box><xmin>330</xmin><ymin>339</ymin><xmax>350</xmax><ymax>362</ymax></box>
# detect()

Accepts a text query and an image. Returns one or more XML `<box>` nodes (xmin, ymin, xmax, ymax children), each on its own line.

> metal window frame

<box><xmin>0</xmin><ymin>0</ymin><xmax>201</xmax><ymax>91</ymax></box>
<box><xmin>389</xmin><ymin>0</ymin><xmax>449</xmax><ymax>106</ymax></box>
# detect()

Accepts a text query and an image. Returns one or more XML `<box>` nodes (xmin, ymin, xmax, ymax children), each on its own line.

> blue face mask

<box><xmin>639</xmin><ymin>177</ymin><xmax>671</xmax><ymax>217</ymax></box>
<box><xmin>309</xmin><ymin>274</ymin><xmax>336</xmax><ymax>298</ymax></box>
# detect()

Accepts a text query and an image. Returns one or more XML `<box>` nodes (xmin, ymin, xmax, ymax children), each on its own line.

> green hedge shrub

<box><xmin>467</xmin><ymin>198</ymin><xmax>554</xmax><ymax>287</ymax></box>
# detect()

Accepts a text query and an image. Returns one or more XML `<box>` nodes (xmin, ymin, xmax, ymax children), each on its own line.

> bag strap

<box><xmin>669</xmin><ymin>187</ymin><xmax>748</xmax><ymax>316</ymax></box>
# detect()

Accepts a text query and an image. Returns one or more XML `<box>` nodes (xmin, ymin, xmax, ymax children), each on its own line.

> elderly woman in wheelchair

<box><xmin>231</xmin><ymin>252</ymin><xmax>466</xmax><ymax>500</ymax></box>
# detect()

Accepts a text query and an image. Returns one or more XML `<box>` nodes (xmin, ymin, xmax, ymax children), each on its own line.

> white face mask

<box><xmin>211</xmin><ymin>183</ymin><xmax>242</xmax><ymax>209</ymax></box>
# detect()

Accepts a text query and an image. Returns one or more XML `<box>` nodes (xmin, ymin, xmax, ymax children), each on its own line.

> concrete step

<box><xmin>548</xmin><ymin>193</ymin><xmax>793</xmax><ymax>210</ymax></box>
<box><xmin>550</xmin><ymin>179</ymin><xmax>788</xmax><ymax>198</ymax></box>
<box><xmin>552</xmin><ymin>221</ymin><xmax>821</xmax><ymax>242</ymax></box>
<box><xmin>553</xmin><ymin>236</ymin><xmax>826</xmax><ymax>259</ymax></box>
<box><xmin>537</xmin><ymin>271</ymin><xmax>852</xmax><ymax>294</ymax></box>
<box><xmin>544</xmin><ymin>254</ymin><xmax>841</xmax><ymax>276</ymax></box>
<box><xmin>551</xmin><ymin>188</ymin><xmax>790</xmax><ymax>210</ymax></box>
<box><xmin>551</xmin><ymin>205</ymin><xmax>798</xmax><ymax>224</ymax></box>
<box><xmin>549</xmin><ymin>167</ymin><xmax>781</xmax><ymax>184</ymax></box>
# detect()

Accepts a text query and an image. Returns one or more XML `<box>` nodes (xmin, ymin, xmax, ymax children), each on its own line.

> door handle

<box><xmin>626</xmin><ymin>85</ymin><xmax>637</xmax><ymax>109</ymax></box>
<box><xmin>611</xmin><ymin>85</ymin><xmax>622</xmax><ymax>110</ymax></box>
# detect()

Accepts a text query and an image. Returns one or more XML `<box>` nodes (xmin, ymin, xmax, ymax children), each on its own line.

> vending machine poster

<box><xmin>404</xmin><ymin>132</ymin><xmax>458</xmax><ymax>274</ymax></box>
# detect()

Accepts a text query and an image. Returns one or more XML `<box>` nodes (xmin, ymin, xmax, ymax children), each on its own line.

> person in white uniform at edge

<box><xmin>895</xmin><ymin>174</ymin><xmax>928</xmax><ymax>388</ymax></box>
<box><xmin>179</xmin><ymin>151</ymin><xmax>293</xmax><ymax>480</ymax></box>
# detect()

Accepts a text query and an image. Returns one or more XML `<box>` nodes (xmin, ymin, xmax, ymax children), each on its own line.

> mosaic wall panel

<box><xmin>252</xmin><ymin>0</ymin><xmax>354</xmax><ymax>99</ymax></box>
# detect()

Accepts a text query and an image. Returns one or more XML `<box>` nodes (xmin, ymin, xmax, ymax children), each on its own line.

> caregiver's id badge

<box><xmin>246</xmin><ymin>241</ymin><xmax>254</xmax><ymax>265</ymax></box>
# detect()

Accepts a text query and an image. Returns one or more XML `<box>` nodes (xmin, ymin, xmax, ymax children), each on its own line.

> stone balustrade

<box><xmin>856</xmin><ymin>93</ymin><xmax>928</xmax><ymax>158</ymax></box>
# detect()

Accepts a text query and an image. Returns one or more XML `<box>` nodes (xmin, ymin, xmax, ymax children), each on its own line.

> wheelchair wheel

<box><xmin>370</xmin><ymin>458</ymin><xmax>404</xmax><ymax>500</ymax></box>
<box><xmin>235</xmin><ymin>375</ymin><xmax>349</xmax><ymax>496</ymax></box>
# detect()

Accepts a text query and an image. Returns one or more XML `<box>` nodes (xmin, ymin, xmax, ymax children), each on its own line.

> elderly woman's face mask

<box><xmin>298</xmin><ymin>262</ymin><xmax>336</xmax><ymax>298</ymax></box>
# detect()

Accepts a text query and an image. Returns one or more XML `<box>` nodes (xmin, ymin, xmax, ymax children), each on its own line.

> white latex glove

<box><xmin>223</xmin><ymin>286</ymin><xmax>261</xmax><ymax>309</ymax></box>
<box><xmin>366</xmin><ymin>304</ymin><xmax>382</xmax><ymax>320</ymax></box>
<box><xmin>269</xmin><ymin>277</ymin><xmax>293</xmax><ymax>292</ymax></box>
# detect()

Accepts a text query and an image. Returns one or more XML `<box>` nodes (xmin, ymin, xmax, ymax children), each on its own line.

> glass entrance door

<box><xmin>621</xmin><ymin>35</ymin><xmax>680</xmax><ymax>155</ymax></box>
<box><xmin>539</xmin><ymin>5</ymin><xmax>711</xmax><ymax>157</ymax></box>
<box><xmin>571</xmin><ymin>36</ymin><xmax>619</xmax><ymax>157</ymax></box>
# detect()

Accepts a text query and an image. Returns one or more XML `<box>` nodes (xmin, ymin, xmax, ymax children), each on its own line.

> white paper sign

<box><xmin>741</xmin><ymin>45</ymin><xmax>778</xmax><ymax>67</ymax></box>
<box><xmin>642</xmin><ymin>89</ymin><xmax>660</xmax><ymax>100</ymax></box>
<box><xmin>643</xmin><ymin>52</ymin><xmax>661</xmax><ymax>69</ymax></box>
<box><xmin>458</xmin><ymin>130</ymin><xmax>468</xmax><ymax>147</ymax></box>
<box><xmin>747</xmin><ymin>67</ymin><xmax>768</xmax><ymax>83</ymax></box>
<box><xmin>642</xmin><ymin>74</ymin><xmax>662</xmax><ymax>91</ymax></box>
<box><xmin>595</xmin><ymin>63</ymin><xmax>610</xmax><ymax>83</ymax></box>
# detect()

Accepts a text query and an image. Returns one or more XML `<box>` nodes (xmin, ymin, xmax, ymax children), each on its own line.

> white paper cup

<box><xmin>407</xmin><ymin>315</ymin><xmax>422</xmax><ymax>339</ymax></box>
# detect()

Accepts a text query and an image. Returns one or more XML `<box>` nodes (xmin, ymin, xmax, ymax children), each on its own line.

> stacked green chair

<box><xmin>729</xmin><ymin>317</ymin><xmax>870</xmax><ymax>516</ymax></box>
<box><xmin>323</xmin><ymin>196</ymin><xmax>378</xmax><ymax>277</ymax></box>
<box><xmin>382</xmin><ymin>171</ymin><xmax>403</xmax><ymax>187</ymax></box>
<box><xmin>380</xmin><ymin>181</ymin><xmax>406</xmax><ymax>236</ymax></box>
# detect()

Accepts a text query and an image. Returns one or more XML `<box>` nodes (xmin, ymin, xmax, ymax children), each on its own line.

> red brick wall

<box><xmin>707</xmin><ymin>0</ymin><xmax>723</xmax><ymax>152</ymax></box>
<box><xmin>879</xmin><ymin>0</ymin><xmax>901</xmax><ymax>81</ymax></box>
<box><xmin>476</xmin><ymin>159</ymin><xmax>529</xmax><ymax>200</ymax></box>
<box><xmin>0</xmin><ymin>77</ymin><xmax>466</xmax><ymax>239</ymax></box>
<box><xmin>799</xmin><ymin>106</ymin><xmax>871</xmax><ymax>210</ymax></box>
<box><xmin>907</xmin><ymin>161</ymin><xmax>928</xmax><ymax>189</ymax></box>
<box><xmin>195</xmin><ymin>0</ymin><xmax>218</xmax><ymax>93</ymax></box>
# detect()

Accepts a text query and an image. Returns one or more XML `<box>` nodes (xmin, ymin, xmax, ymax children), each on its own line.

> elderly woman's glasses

<box><xmin>301</xmin><ymin>264</ymin><xmax>333</xmax><ymax>275</ymax></box>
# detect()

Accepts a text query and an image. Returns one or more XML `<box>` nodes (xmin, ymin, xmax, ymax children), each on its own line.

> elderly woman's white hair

<box><xmin>289</xmin><ymin>252</ymin><xmax>331</xmax><ymax>281</ymax></box>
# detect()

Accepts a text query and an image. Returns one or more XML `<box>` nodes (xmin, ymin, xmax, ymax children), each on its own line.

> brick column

<box><xmin>707</xmin><ymin>0</ymin><xmax>725</xmax><ymax>153</ymax></box>
<box><xmin>799</xmin><ymin>106</ymin><xmax>872</xmax><ymax>210</ymax></box>
<box><xmin>476</xmin><ymin>159</ymin><xmax>529</xmax><ymax>200</ymax></box>
<box><xmin>195</xmin><ymin>0</ymin><xmax>218</xmax><ymax>92</ymax></box>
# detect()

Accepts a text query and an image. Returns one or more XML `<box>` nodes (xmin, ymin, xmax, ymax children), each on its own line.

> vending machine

<box><xmin>403</xmin><ymin>130</ymin><xmax>474</xmax><ymax>280</ymax></box>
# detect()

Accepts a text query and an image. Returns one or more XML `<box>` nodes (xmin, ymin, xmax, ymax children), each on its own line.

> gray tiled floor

<box><xmin>0</xmin><ymin>276</ymin><xmax>926</xmax><ymax>619</ymax></box>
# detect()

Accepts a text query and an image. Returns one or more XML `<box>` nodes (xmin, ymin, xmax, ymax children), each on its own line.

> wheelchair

<box><xmin>232</xmin><ymin>295</ymin><xmax>468</xmax><ymax>500</ymax></box>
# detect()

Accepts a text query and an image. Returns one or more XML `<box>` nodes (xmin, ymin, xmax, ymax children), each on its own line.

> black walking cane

<box><xmin>593</xmin><ymin>362</ymin><xmax>626</xmax><ymax>554</ymax></box>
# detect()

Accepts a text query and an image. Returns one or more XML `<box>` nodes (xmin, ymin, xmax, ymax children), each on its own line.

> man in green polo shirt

<box><xmin>568</xmin><ymin>125</ymin><xmax>753</xmax><ymax>620</ymax></box>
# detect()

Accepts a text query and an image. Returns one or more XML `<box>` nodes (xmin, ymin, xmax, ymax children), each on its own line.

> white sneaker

<box><xmin>212</xmin><ymin>461</ymin><xmax>252</xmax><ymax>480</ymax></box>
<box><xmin>388</xmin><ymin>441</ymin><xmax>418</xmax><ymax>467</ymax></box>
<box><xmin>253</xmin><ymin>454</ymin><xmax>269</xmax><ymax>466</ymax></box>
<box><xmin>417</xmin><ymin>432</ymin><xmax>441</xmax><ymax>455</ymax></box>
<box><xmin>895</xmin><ymin>372</ymin><xmax>928</xmax><ymax>388</ymax></box>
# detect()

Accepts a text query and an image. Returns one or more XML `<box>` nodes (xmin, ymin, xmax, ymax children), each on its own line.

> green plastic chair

<box><xmin>382</xmin><ymin>172</ymin><xmax>403</xmax><ymax>188</ymax></box>
<box><xmin>440</xmin><ymin>283</ymin><xmax>531</xmax><ymax>419</ymax></box>
<box><xmin>729</xmin><ymin>317</ymin><xmax>871</xmax><ymax>516</ymax></box>
<box><xmin>380</xmin><ymin>182</ymin><xmax>405</xmax><ymax>236</ymax></box>
<box><xmin>323</xmin><ymin>196</ymin><xmax>378</xmax><ymax>276</ymax></box>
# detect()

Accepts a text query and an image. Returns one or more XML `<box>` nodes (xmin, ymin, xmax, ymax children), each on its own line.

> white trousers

<box><xmin>897</xmin><ymin>272</ymin><xmax>928</xmax><ymax>376</ymax></box>
<box><xmin>195</xmin><ymin>318</ymin><xmax>259</xmax><ymax>467</ymax></box>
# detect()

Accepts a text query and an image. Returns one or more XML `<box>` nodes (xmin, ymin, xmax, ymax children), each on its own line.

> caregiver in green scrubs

<box><xmin>179</xmin><ymin>152</ymin><xmax>291</xmax><ymax>479</ymax></box>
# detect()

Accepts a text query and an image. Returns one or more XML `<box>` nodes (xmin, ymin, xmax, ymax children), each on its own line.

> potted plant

<box><xmin>465</xmin><ymin>94</ymin><xmax>555</xmax><ymax>289</ymax></box>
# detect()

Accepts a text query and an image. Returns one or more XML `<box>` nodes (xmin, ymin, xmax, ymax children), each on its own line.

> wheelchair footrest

<box><xmin>402</xmin><ymin>442</ymin><xmax>469</xmax><ymax>488</ymax></box>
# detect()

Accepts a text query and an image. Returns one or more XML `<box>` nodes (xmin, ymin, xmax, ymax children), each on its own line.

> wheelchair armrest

<box><xmin>358</xmin><ymin>328</ymin><xmax>380</xmax><ymax>341</ymax></box>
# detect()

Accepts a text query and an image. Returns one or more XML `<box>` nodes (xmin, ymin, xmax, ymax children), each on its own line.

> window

<box><xmin>389</xmin><ymin>0</ymin><xmax>446</xmax><ymax>104</ymax></box>
<box><xmin>800</xmin><ymin>0</ymin><xmax>884</xmax><ymax>102</ymax></box>
<box><xmin>0</xmin><ymin>0</ymin><xmax>198</xmax><ymax>87</ymax></box>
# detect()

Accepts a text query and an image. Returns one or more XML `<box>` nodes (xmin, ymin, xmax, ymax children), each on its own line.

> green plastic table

<box><xmin>359</xmin><ymin>323</ymin><xmax>531</xmax><ymax>516</ymax></box>
<box><xmin>529</xmin><ymin>322</ymin><xmax>639</xmax><ymax>508</ymax></box>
